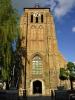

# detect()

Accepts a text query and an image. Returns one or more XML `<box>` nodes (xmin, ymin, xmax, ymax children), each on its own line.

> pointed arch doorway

<box><xmin>33</xmin><ymin>80</ymin><xmax>42</xmax><ymax>94</ymax></box>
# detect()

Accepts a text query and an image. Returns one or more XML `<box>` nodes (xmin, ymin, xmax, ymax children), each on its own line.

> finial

<box><xmin>35</xmin><ymin>3</ymin><xmax>40</xmax><ymax>8</ymax></box>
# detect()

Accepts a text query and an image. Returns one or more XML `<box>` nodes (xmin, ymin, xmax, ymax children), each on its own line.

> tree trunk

<box><xmin>70</xmin><ymin>80</ymin><xmax>73</xmax><ymax>90</ymax></box>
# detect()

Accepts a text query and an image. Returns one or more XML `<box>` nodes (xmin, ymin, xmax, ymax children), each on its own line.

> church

<box><xmin>19</xmin><ymin>5</ymin><xmax>67</xmax><ymax>96</ymax></box>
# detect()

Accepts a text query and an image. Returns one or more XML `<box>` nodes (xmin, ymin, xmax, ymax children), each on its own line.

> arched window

<box><xmin>36</xmin><ymin>17</ymin><xmax>38</xmax><ymax>23</ymax></box>
<box><xmin>31</xmin><ymin>15</ymin><xmax>33</xmax><ymax>22</ymax></box>
<box><xmin>41</xmin><ymin>15</ymin><xmax>43</xmax><ymax>23</ymax></box>
<box><xmin>32</xmin><ymin>56</ymin><xmax>43</xmax><ymax>75</ymax></box>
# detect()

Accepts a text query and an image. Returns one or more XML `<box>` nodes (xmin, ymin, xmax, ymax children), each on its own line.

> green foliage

<box><xmin>67</xmin><ymin>62</ymin><xmax>75</xmax><ymax>80</ymax></box>
<box><xmin>59</xmin><ymin>62</ymin><xmax>75</xmax><ymax>90</ymax></box>
<box><xmin>2</xmin><ymin>67</ymin><xmax>10</xmax><ymax>81</ymax></box>
<box><xmin>67</xmin><ymin>62</ymin><xmax>75</xmax><ymax>71</ymax></box>
<box><xmin>59</xmin><ymin>62</ymin><xmax>75</xmax><ymax>81</ymax></box>
<box><xmin>59</xmin><ymin>68</ymin><xmax>68</xmax><ymax>80</ymax></box>
<box><xmin>0</xmin><ymin>0</ymin><xmax>19</xmax><ymax>81</ymax></box>
<box><xmin>0</xmin><ymin>0</ymin><xmax>19</xmax><ymax>42</ymax></box>
<box><xmin>70</xmin><ymin>72</ymin><xmax>75</xmax><ymax>80</ymax></box>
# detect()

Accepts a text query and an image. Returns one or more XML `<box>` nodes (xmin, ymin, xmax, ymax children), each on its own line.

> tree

<box><xmin>67</xmin><ymin>62</ymin><xmax>75</xmax><ymax>90</ymax></box>
<box><xmin>59</xmin><ymin>68</ymin><xmax>68</xmax><ymax>80</ymax></box>
<box><xmin>0</xmin><ymin>0</ymin><xmax>19</xmax><ymax>82</ymax></box>
<box><xmin>59</xmin><ymin>62</ymin><xmax>75</xmax><ymax>90</ymax></box>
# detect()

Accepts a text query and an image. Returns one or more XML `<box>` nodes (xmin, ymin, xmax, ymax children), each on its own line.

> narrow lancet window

<box><xmin>41</xmin><ymin>15</ymin><xmax>43</xmax><ymax>23</ymax></box>
<box><xmin>31</xmin><ymin>15</ymin><xmax>33</xmax><ymax>22</ymax></box>
<box><xmin>36</xmin><ymin>17</ymin><xmax>38</xmax><ymax>23</ymax></box>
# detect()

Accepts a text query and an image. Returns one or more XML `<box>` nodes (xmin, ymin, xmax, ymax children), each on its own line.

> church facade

<box><xmin>19</xmin><ymin>7</ymin><xmax>67</xmax><ymax>96</ymax></box>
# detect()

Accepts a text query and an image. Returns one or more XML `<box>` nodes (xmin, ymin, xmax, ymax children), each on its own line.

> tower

<box><xmin>19</xmin><ymin>7</ymin><xmax>66</xmax><ymax>96</ymax></box>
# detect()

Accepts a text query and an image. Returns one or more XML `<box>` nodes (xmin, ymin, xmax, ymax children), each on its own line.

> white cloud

<box><xmin>72</xmin><ymin>27</ymin><xmax>75</xmax><ymax>32</ymax></box>
<box><xmin>42</xmin><ymin>0</ymin><xmax>75</xmax><ymax>18</ymax></box>
<box><xmin>12</xmin><ymin>0</ymin><xmax>75</xmax><ymax>18</ymax></box>
<box><xmin>54</xmin><ymin>0</ymin><xmax>75</xmax><ymax>18</ymax></box>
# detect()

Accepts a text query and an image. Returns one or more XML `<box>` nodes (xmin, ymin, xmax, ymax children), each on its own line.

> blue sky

<box><xmin>12</xmin><ymin>0</ymin><xmax>75</xmax><ymax>62</ymax></box>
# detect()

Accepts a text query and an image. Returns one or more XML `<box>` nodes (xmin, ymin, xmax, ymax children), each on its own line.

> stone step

<box><xmin>19</xmin><ymin>96</ymin><xmax>52</xmax><ymax>100</ymax></box>
<box><xmin>0</xmin><ymin>90</ymin><xmax>53</xmax><ymax>100</ymax></box>
<box><xmin>27</xmin><ymin>96</ymin><xmax>51</xmax><ymax>100</ymax></box>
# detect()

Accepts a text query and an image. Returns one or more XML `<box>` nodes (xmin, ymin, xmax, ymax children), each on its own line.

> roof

<box><xmin>24</xmin><ymin>3</ymin><xmax>50</xmax><ymax>10</ymax></box>
<box><xmin>24</xmin><ymin>8</ymin><xmax>50</xmax><ymax>10</ymax></box>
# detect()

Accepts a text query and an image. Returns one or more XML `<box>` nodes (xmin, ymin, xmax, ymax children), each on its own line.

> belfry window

<box><xmin>32</xmin><ymin>56</ymin><xmax>43</xmax><ymax>75</ymax></box>
<box><xmin>41</xmin><ymin>15</ymin><xmax>43</xmax><ymax>23</ymax></box>
<box><xmin>31</xmin><ymin>15</ymin><xmax>33</xmax><ymax>22</ymax></box>
<box><xmin>36</xmin><ymin>17</ymin><xmax>38</xmax><ymax>23</ymax></box>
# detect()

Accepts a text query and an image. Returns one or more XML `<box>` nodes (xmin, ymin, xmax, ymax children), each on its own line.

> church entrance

<box><xmin>33</xmin><ymin>80</ymin><xmax>42</xmax><ymax>94</ymax></box>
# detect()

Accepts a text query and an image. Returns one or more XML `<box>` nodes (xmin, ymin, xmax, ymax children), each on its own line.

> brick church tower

<box><xmin>19</xmin><ymin>6</ymin><xmax>67</xmax><ymax>96</ymax></box>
